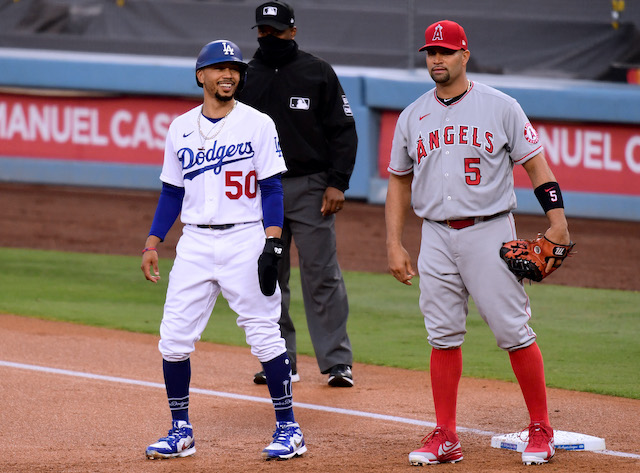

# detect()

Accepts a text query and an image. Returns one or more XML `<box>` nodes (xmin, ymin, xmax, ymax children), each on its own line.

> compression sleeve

<box><xmin>148</xmin><ymin>182</ymin><xmax>184</xmax><ymax>241</ymax></box>
<box><xmin>259</xmin><ymin>174</ymin><xmax>284</xmax><ymax>228</ymax></box>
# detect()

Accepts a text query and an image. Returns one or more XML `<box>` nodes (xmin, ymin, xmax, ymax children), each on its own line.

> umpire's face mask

<box><xmin>258</xmin><ymin>34</ymin><xmax>296</xmax><ymax>66</ymax></box>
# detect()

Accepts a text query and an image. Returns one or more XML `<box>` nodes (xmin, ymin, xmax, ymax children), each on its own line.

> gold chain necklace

<box><xmin>197</xmin><ymin>101</ymin><xmax>236</xmax><ymax>150</ymax></box>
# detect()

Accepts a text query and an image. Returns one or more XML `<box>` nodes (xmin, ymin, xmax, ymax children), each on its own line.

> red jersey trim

<box><xmin>514</xmin><ymin>145</ymin><xmax>543</xmax><ymax>163</ymax></box>
<box><xmin>388</xmin><ymin>165</ymin><xmax>414</xmax><ymax>175</ymax></box>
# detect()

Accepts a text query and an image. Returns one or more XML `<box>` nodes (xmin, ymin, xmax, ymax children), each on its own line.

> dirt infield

<box><xmin>0</xmin><ymin>182</ymin><xmax>639</xmax><ymax>472</ymax></box>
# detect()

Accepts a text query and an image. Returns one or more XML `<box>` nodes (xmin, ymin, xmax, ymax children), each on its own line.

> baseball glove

<box><xmin>500</xmin><ymin>234</ymin><xmax>575</xmax><ymax>282</ymax></box>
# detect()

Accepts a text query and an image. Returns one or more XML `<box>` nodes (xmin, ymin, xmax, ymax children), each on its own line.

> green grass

<box><xmin>1</xmin><ymin>247</ymin><xmax>638</xmax><ymax>399</ymax></box>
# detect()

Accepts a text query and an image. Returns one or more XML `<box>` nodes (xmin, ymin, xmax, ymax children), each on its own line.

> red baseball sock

<box><xmin>430</xmin><ymin>347</ymin><xmax>462</xmax><ymax>432</ymax></box>
<box><xmin>509</xmin><ymin>342</ymin><xmax>550</xmax><ymax>425</ymax></box>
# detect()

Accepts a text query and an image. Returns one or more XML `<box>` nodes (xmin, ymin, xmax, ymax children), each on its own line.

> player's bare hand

<box><xmin>543</xmin><ymin>225</ymin><xmax>571</xmax><ymax>273</ymax></box>
<box><xmin>321</xmin><ymin>187</ymin><xmax>345</xmax><ymax>216</ymax></box>
<box><xmin>387</xmin><ymin>245</ymin><xmax>416</xmax><ymax>285</ymax></box>
<box><xmin>141</xmin><ymin>250</ymin><xmax>161</xmax><ymax>283</ymax></box>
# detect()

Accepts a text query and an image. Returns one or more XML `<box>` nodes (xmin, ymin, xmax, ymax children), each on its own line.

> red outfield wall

<box><xmin>377</xmin><ymin>110</ymin><xmax>640</xmax><ymax>196</ymax></box>
<box><xmin>0</xmin><ymin>93</ymin><xmax>198</xmax><ymax>164</ymax></box>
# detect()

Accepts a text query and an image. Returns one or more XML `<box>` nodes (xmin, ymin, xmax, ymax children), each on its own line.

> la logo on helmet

<box><xmin>222</xmin><ymin>42</ymin><xmax>235</xmax><ymax>56</ymax></box>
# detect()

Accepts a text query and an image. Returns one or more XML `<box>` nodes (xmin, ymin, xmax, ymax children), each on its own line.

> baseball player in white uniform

<box><xmin>141</xmin><ymin>40</ymin><xmax>306</xmax><ymax>461</ymax></box>
<box><xmin>385</xmin><ymin>21</ymin><xmax>571</xmax><ymax>466</ymax></box>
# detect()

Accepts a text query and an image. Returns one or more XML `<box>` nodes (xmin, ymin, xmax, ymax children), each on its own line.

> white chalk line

<box><xmin>1</xmin><ymin>360</ymin><xmax>638</xmax><ymax>460</ymax></box>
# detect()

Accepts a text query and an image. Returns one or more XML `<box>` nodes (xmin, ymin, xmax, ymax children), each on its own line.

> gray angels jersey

<box><xmin>388</xmin><ymin>81</ymin><xmax>543</xmax><ymax>221</ymax></box>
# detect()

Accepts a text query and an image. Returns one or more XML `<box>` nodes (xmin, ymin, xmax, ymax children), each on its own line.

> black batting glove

<box><xmin>257</xmin><ymin>237</ymin><xmax>284</xmax><ymax>296</ymax></box>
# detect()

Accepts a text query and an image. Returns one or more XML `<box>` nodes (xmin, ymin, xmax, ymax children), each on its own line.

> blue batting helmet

<box><xmin>195</xmin><ymin>40</ymin><xmax>248</xmax><ymax>89</ymax></box>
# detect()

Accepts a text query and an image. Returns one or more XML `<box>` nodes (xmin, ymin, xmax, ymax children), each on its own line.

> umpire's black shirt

<box><xmin>238</xmin><ymin>41</ymin><xmax>358</xmax><ymax>192</ymax></box>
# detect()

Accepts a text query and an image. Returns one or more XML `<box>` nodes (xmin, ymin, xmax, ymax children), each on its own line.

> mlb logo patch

<box><xmin>341</xmin><ymin>94</ymin><xmax>353</xmax><ymax>116</ymax></box>
<box><xmin>290</xmin><ymin>97</ymin><xmax>310</xmax><ymax>110</ymax></box>
<box><xmin>263</xmin><ymin>6</ymin><xmax>278</xmax><ymax>16</ymax></box>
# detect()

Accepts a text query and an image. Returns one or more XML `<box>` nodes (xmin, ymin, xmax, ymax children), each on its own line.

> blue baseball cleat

<box><xmin>146</xmin><ymin>420</ymin><xmax>195</xmax><ymax>460</ymax></box>
<box><xmin>262</xmin><ymin>421</ymin><xmax>307</xmax><ymax>460</ymax></box>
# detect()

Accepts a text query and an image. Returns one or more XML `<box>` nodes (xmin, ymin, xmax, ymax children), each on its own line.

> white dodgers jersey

<box><xmin>160</xmin><ymin>101</ymin><xmax>287</xmax><ymax>225</ymax></box>
<box><xmin>388</xmin><ymin>82</ymin><xmax>543</xmax><ymax>221</ymax></box>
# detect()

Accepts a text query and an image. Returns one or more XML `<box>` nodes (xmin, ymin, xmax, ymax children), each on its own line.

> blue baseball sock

<box><xmin>261</xmin><ymin>352</ymin><xmax>295</xmax><ymax>423</ymax></box>
<box><xmin>163</xmin><ymin>358</ymin><xmax>190</xmax><ymax>423</ymax></box>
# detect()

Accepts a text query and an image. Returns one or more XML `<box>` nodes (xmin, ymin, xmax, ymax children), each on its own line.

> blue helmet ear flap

<box><xmin>195</xmin><ymin>40</ymin><xmax>248</xmax><ymax>88</ymax></box>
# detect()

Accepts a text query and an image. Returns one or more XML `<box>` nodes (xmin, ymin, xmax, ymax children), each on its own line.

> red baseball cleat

<box><xmin>408</xmin><ymin>426</ymin><xmax>463</xmax><ymax>465</ymax></box>
<box><xmin>522</xmin><ymin>422</ymin><xmax>555</xmax><ymax>465</ymax></box>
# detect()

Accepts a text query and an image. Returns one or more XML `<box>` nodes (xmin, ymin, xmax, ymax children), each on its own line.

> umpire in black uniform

<box><xmin>238</xmin><ymin>0</ymin><xmax>358</xmax><ymax>387</ymax></box>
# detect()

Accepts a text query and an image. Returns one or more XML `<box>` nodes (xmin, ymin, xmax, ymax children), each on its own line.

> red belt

<box><xmin>433</xmin><ymin>211</ymin><xmax>509</xmax><ymax>230</ymax></box>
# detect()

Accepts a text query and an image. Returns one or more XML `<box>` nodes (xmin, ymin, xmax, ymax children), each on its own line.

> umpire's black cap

<box><xmin>253</xmin><ymin>1</ymin><xmax>295</xmax><ymax>31</ymax></box>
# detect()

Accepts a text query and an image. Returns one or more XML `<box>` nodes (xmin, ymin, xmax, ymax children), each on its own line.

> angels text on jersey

<box><xmin>415</xmin><ymin>125</ymin><xmax>495</xmax><ymax>164</ymax></box>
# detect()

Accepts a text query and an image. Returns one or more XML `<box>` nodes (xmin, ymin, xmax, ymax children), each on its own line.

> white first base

<box><xmin>491</xmin><ymin>430</ymin><xmax>606</xmax><ymax>452</ymax></box>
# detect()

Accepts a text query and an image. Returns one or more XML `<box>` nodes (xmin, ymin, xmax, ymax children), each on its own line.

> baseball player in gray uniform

<box><xmin>140</xmin><ymin>40</ymin><xmax>305</xmax><ymax>461</ymax></box>
<box><xmin>385</xmin><ymin>21</ymin><xmax>571</xmax><ymax>466</ymax></box>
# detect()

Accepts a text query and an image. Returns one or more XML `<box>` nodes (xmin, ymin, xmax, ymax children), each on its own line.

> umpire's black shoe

<box><xmin>253</xmin><ymin>370</ymin><xmax>300</xmax><ymax>384</ymax></box>
<box><xmin>327</xmin><ymin>364</ymin><xmax>354</xmax><ymax>387</ymax></box>
<box><xmin>253</xmin><ymin>370</ymin><xmax>267</xmax><ymax>384</ymax></box>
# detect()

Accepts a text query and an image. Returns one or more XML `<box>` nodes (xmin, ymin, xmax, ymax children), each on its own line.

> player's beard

<box><xmin>430</xmin><ymin>69</ymin><xmax>451</xmax><ymax>84</ymax></box>
<box><xmin>203</xmin><ymin>81</ymin><xmax>236</xmax><ymax>102</ymax></box>
<box><xmin>215</xmin><ymin>91</ymin><xmax>234</xmax><ymax>102</ymax></box>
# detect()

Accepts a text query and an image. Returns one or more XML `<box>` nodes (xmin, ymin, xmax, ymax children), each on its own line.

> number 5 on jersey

<box><xmin>464</xmin><ymin>157</ymin><xmax>481</xmax><ymax>185</ymax></box>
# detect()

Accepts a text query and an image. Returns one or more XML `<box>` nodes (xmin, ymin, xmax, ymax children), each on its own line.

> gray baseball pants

<box><xmin>277</xmin><ymin>172</ymin><xmax>352</xmax><ymax>374</ymax></box>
